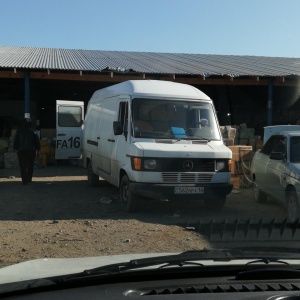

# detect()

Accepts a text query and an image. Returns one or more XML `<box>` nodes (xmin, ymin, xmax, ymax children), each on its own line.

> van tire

<box><xmin>120</xmin><ymin>175</ymin><xmax>138</xmax><ymax>212</ymax></box>
<box><xmin>87</xmin><ymin>161</ymin><xmax>99</xmax><ymax>187</ymax></box>
<box><xmin>204</xmin><ymin>196</ymin><xmax>226</xmax><ymax>211</ymax></box>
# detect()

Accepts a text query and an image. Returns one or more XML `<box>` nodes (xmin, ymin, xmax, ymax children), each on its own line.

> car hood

<box><xmin>287</xmin><ymin>162</ymin><xmax>300</xmax><ymax>181</ymax></box>
<box><xmin>1</xmin><ymin>250</ymin><xmax>300</xmax><ymax>285</ymax></box>
<box><xmin>0</xmin><ymin>253</ymin><xmax>175</xmax><ymax>284</ymax></box>
<box><xmin>135</xmin><ymin>141</ymin><xmax>231</xmax><ymax>158</ymax></box>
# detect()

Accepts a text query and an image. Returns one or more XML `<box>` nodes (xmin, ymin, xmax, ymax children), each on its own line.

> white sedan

<box><xmin>250</xmin><ymin>131</ymin><xmax>300</xmax><ymax>222</ymax></box>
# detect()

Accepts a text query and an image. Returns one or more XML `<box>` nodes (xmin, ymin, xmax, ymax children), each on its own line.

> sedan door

<box><xmin>265</xmin><ymin>136</ymin><xmax>287</xmax><ymax>201</ymax></box>
<box><xmin>252</xmin><ymin>135</ymin><xmax>282</xmax><ymax>195</ymax></box>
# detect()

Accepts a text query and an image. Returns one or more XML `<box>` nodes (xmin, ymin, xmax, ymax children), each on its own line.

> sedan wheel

<box><xmin>287</xmin><ymin>191</ymin><xmax>299</xmax><ymax>222</ymax></box>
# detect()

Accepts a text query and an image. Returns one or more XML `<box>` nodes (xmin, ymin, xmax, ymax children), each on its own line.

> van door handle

<box><xmin>108</xmin><ymin>139</ymin><xmax>115</xmax><ymax>142</ymax></box>
<box><xmin>97</xmin><ymin>137</ymin><xmax>100</xmax><ymax>139</ymax></box>
<box><xmin>58</xmin><ymin>133</ymin><xmax>66</xmax><ymax>136</ymax></box>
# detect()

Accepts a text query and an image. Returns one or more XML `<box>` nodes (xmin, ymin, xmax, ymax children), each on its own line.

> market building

<box><xmin>0</xmin><ymin>45</ymin><xmax>300</xmax><ymax>139</ymax></box>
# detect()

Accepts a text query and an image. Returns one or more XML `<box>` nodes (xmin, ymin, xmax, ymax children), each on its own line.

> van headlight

<box><xmin>216</xmin><ymin>160</ymin><xmax>229</xmax><ymax>171</ymax></box>
<box><xmin>131</xmin><ymin>157</ymin><xmax>160</xmax><ymax>171</ymax></box>
<box><xmin>144</xmin><ymin>159</ymin><xmax>158</xmax><ymax>170</ymax></box>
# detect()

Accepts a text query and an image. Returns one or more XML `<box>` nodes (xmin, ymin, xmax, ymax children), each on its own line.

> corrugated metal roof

<box><xmin>0</xmin><ymin>46</ymin><xmax>300</xmax><ymax>77</ymax></box>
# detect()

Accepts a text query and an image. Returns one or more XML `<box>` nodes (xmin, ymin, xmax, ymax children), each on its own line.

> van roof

<box><xmin>90</xmin><ymin>80</ymin><xmax>211</xmax><ymax>102</ymax></box>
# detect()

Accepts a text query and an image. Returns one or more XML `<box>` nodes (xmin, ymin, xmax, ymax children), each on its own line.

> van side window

<box><xmin>118</xmin><ymin>102</ymin><xmax>128</xmax><ymax>137</ymax></box>
<box><xmin>58</xmin><ymin>106</ymin><xmax>82</xmax><ymax>127</ymax></box>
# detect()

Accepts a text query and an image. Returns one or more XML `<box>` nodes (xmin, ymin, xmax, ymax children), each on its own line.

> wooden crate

<box><xmin>228</xmin><ymin>145</ymin><xmax>253</xmax><ymax>161</ymax></box>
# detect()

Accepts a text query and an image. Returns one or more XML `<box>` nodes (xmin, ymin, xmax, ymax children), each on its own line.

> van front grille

<box><xmin>161</xmin><ymin>159</ymin><xmax>215</xmax><ymax>172</ymax></box>
<box><xmin>162</xmin><ymin>173</ymin><xmax>213</xmax><ymax>183</ymax></box>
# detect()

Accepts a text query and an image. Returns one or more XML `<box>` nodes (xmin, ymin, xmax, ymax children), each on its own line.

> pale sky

<box><xmin>1</xmin><ymin>0</ymin><xmax>300</xmax><ymax>57</ymax></box>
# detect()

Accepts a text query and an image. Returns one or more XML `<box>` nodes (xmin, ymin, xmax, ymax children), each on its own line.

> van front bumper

<box><xmin>130</xmin><ymin>182</ymin><xmax>233</xmax><ymax>200</ymax></box>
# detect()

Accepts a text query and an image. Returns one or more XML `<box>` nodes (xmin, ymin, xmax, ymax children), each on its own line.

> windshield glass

<box><xmin>2</xmin><ymin>1</ymin><xmax>300</xmax><ymax>292</ymax></box>
<box><xmin>131</xmin><ymin>98</ymin><xmax>221</xmax><ymax>140</ymax></box>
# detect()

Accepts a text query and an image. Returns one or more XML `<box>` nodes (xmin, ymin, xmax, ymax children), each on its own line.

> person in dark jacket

<box><xmin>13</xmin><ymin>118</ymin><xmax>40</xmax><ymax>185</ymax></box>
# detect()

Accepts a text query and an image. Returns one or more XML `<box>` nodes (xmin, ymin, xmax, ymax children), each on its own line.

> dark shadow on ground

<box><xmin>0</xmin><ymin>165</ymin><xmax>287</xmax><ymax>225</ymax></box>
<box><xmin>0</xmin><ymin>164</ymin><xmax>87</xmax><ymax>179</ymax></box>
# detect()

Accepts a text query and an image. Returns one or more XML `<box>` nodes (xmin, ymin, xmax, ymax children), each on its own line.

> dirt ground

<box><xmin>0</xmin><ymin>162</ymin><xmax>287</xmax><ymax>268</ymax></box>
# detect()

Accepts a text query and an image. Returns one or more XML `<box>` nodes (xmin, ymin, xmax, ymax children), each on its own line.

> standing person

<box><xmin>13</xmin><ymin>118</ymin><xmax>40</xmax><ymax>185</ymax></box>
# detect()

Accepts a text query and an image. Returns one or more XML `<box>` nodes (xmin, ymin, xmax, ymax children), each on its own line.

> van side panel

<box><xmin>82</xmin><ymin>105</ymin><xmax>101</xmax><ymax>172</ymax></box>
<box><xmin>97</xmin><ymin>98</ymin><xmax>118</xmax><ymax>176</ymax></box>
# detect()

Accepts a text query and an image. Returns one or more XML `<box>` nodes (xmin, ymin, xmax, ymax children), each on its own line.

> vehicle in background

<box><xmin>55</xmin><ymin>100</ymin><xmax>84</xmax><ymax>160</ymax></box>
<box><xmin>263</xmin><ymin>125</ymin><xmax>300</xmax><ymax>144</ymax></box>
<box><xmin>82</xmin><ymin>80</ymin><xmax>232</xmax><ymax>212</ymax></box>
<box><xmin>250</xmin><ymin>125</ymin><xmax>300</xmax><ymax>221</ymax></box>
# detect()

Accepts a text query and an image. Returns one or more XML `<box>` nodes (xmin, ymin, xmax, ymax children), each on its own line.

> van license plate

<box><xmin>174</xmin><ymin>187</ymin><xmax>204</xmax><ymax>194</ymax></box>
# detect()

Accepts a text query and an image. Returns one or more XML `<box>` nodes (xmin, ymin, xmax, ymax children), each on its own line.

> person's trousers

<box><xmin>17</xmin><ymin>150</ymin><xmax>36</xmax><ymax>184</ymax></box>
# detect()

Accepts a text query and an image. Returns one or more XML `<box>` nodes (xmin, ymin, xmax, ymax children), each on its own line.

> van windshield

<box><xmin>131</xmin><ymin>98</ymin><xmax>221</xmax><ymax>140</ymax></box>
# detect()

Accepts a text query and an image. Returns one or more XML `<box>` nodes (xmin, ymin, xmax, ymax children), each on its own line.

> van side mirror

<box><xmin>113</xmin><ymin>121</ymin><xmax>123</xmax><ymax>135</ymax></box>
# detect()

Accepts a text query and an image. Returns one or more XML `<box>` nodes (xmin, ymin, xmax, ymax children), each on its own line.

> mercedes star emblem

<box><xmin>183</xmin><ymin>160</ymin><xmax>193</xmax><ymax>171</ymax></box>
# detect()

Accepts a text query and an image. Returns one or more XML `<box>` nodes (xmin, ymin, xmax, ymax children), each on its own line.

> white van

<box><xmin>82</xmin><ymin>80</ymin><xmax>233</xmax><ymax>212</ymax></box>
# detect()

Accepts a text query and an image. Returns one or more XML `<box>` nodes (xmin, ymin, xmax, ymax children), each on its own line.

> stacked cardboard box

<box><xmin>228</xmin><ymin>145</ymin><xmax>253</xmax><ymax>188</ymax></box>
<box><xmin>39</xmin><ymin>129</ymin><xmax>56</xmax><ymax>167</ymax></box>
<box><xmin>40</xmin><ymin>139</ymin><xmax>51</xmax><ymax>154</ymax></box>
<box><xmin>40</xmin><ymin>128</ymin><xmax>56</xmax><ymax>139</ymax></box>
<box><xmin>222</xmin><ymin>123</ymin><xmax>263</xmax><ymax>150</ymax></box>
<box><xmin>220</xmin><ymin>126</ymin><xmax>237</xmax><ymax>146</ymax></box>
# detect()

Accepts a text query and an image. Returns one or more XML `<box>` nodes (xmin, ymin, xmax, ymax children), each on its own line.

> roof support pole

<box><xmin>24</xmin><ymin>71</ymin><xmax>30</xmax><ymax>118</ymax></box>
<box><xmin>267</xmin><ymin>78</ymin><xmax>273</xmax><ymax>126</ymax></box>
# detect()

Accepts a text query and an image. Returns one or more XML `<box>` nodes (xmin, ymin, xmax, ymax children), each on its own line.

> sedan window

<box><xmin>260</xmin><ymin>135</ymin><xmax>282</xmax><ymax>155</ymax></box>
<box><xmin>272</xmin><ymin>138</ymin><xmax>287</xmax><ymax>156</ymax></box>
<box><xmin>290</xmin><ymin>136</ymin><xmax>300</xmax><ymax>162</ymax></box>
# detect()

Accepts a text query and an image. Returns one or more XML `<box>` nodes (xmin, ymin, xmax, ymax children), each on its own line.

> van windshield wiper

<box><xmin>192</xmin><ymin>136</ymin><xmax>211</xmax><ymax>142</ymax></box>
<box><xmin>172</xmin><ymin>137</ymin><xmax>211</xmax><ymax>142</ymax></box>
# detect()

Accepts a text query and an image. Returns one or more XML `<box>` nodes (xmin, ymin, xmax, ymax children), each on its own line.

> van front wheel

<box><xmin>120</xmin><ymin>175</ymin><xmax>138</xmax><ymax>212</ymax></box>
